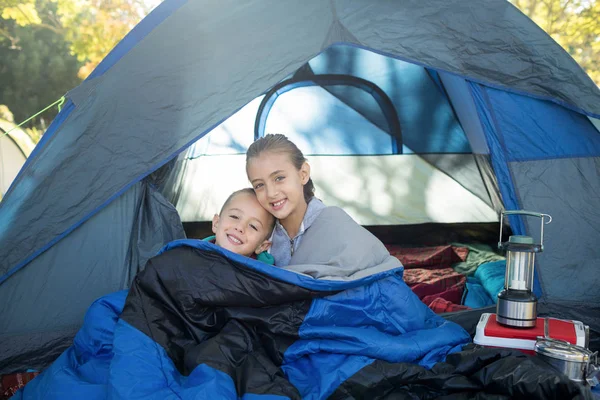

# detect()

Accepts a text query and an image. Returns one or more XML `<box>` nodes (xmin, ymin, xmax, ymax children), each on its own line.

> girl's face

<box><xmin>246</xmin><ymin>151</ymin><xmax>310</xmax><ymax>222</ymax></box>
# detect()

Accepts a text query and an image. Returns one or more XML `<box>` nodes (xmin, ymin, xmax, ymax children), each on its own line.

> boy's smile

<box><xmin>212</xmin><ymin>192</ymin><xmax>273</xmax><ymax>256</ymax></box>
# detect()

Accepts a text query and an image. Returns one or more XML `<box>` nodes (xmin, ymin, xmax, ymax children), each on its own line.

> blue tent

<box><xmin>1</xmin><ymin>0</ymin><xmax>599</xmax><ymax>374</ymax></box>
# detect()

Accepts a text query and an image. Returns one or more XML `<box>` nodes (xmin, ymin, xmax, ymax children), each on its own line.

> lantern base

<box><xmin>497</xmin><ymin>290</ymin><xmax>537</xmax><ymax>328</ymax></box>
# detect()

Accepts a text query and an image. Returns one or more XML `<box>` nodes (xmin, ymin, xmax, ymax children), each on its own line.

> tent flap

<box><xmin>0</xmin><ymin>181</ymin><xmax>184</xmax><ymax>372</ymax></box>
<box><xmin>510</xmin><ymin>158</ymin><xmax>600</xmax><ymax>303</ymax></box>
<box><xmin>483</xmin><ymin>87</ymin><xmax>600</xmax><ymax>161</ymax></box>
<box><xmin>333</xmin><ymin>0</ymin><xmax>600</xmax><ymax>116</ymax></box>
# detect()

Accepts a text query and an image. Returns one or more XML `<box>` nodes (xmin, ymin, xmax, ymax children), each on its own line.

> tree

<box><xmin>54</xmin><ymin>0</ymin><xmax>159</xmax><ymax>79</ymax></box>
<box><xmin>510</xmin><ymin>0</ymin><xmax>600</xmax><ymax>86</ymax></box>
<box><xmin>0</xmin><ymin>1</ymin><xmax>81</xmax><ymax>132</ymax></box>
<box><xmin>1</xmin><ymin>0</ymin><xmax>158</xmax><ymax>79</ymax></box>
<box><xmin>0</xmin><ymin>0</ymin><xmax>158</xmax><ymax>137</ymax></box>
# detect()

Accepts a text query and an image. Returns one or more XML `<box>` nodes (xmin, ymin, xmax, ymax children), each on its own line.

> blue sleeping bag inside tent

<box><xmin>15</xmin><ymin>241</ymin><xmax>595</xmax><ymax>399</ymax></box>
<box><xmin>463</xmin><ymin>260</ymin><xmax>507</xmax><ymax>308</ymax></box>
<box><xmin>15</xmin><ymin>239</ymin><xmax>471</xmax><ymax>399</ymax></box>
<box><xmin>474</xmin><ymin>260</ymin><xmax>507</xmax><ymax>303</ymax></box>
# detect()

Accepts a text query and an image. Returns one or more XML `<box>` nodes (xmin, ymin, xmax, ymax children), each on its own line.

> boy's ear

<box><xmin>300</xmin><ymin>161</ymin><xmax>310</xmax><ymax>185</ymax></box>
<box><xmin>255</xmin><ymin>240</ymin><xmax>272</xmax><ymax>254</ymax></box>
<box><xmin>212</xmin><ymin>214</ymin><xmax>220</xmax><ymax>234</ymax></box>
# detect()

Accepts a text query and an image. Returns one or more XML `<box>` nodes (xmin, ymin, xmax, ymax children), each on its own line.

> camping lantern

<box><xmin>496</xmin><ymin>211</ymin><xmax>552</xmax><ymax>328</ymax></box>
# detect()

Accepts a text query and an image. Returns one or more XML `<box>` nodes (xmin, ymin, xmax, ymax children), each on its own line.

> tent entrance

<box><xmin>161</xmin><ymin>44</ymin><xmax>503</xmax><ymax>231</ymax></box>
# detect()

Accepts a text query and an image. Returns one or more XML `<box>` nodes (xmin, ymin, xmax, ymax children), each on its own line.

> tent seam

<box><xmin>476</xmin><ymin>85</ymin><xmax>548</xmax><ymax>301</ymax></box>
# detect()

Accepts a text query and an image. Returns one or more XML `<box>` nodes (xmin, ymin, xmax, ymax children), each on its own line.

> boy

<box><xmin>205</xmin><ymin>188</ymin><xmax>275</xmax><ymax>264</ymax></box>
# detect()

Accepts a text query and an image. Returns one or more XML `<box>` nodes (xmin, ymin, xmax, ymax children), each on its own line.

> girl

<box><xmin>246</xmin><ymin>134</ymin><xmax>326</xmax><ymax>267</ymax></box>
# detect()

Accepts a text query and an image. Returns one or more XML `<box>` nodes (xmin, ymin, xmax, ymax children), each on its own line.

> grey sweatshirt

<box><xmin>268</xmin><ymin>197</ymin><xmax>326</xmax><ymax>267</ymax></box>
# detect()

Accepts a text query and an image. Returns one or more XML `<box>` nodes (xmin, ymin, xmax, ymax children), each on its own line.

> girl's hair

<box><xmin>246</xmin><ymin>134</ymin><xmax>315</xmax><ymax>202</ymax></box>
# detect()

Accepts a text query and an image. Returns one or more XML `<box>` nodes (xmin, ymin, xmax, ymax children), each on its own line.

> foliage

<box><xmin>511</xmin><ymin>0</ymin><xmax>600</xmax><ymax>86</ymax></box>
<box><xmin>0</xmin><ymin>3</ymin><xmax>81</xmax><ymax>132</ymax></box>
<box><xmin>0</xmin><ymin>0</ymin><xmax>158</xmax><ymax>139</ymax></box>
<box><xmin>56</xmin><ymin>0</ymin><xmax>157</xmax><ymax>79</ymax></box>
<box><xmin>1</xmin><ymin>0</ymin><xmax>157</xmax><ymax>79</ymax></box>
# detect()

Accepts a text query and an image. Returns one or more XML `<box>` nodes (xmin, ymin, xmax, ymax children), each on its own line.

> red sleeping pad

<box><xmin>386</xmin><ymin>245</ymin><xmax>470</xmax><ymax>313</ymax></box>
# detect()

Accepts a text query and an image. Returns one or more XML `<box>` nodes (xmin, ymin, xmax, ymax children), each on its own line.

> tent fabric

<box><xmin>469</xmin><ymin>84</ymin><xmax>527</xmax><ymax>232</ymax></box>
<box><xmin>472</xmin><ymin>154</ymin><xmax>505</xmax><ymax>214</ymax></box>
<box><xmin>172</xmin><ymin>154</ymin><xmax>498</xmax><ymax>225</ymax></box>
<box><xmin>0</xmin><ymin>0</ymin><xmax>336</xmax><ymax>281</ymax></box>
<box><xmin>181</xmin><ymin>51</ymin><xmax>494</xmax><ymax>212</ymax></box>
<box><xmin>509</xmin><ymin>157</ymin><xmax>600</xmax><ymax>304</ymax></box>
<box><xmin>471</xmin><ymin>80</ymin><xmax>600</xmax><ymax>300</ymax></box>
<box><xmin>0</xmin><ymin>181</ymin><xmax>185</xmax><ymax>374</ymax></box>
<box><xmin>590</xmin><ymin>117</ymin><xmax>600</xmax><ymax>132</ymax></box>
<box><xmin>3</xmin><ymin>0</ymin><xmax>600</xmax><ymax>282</ymax></box>
<box><xmin>257</xmin><ymin>85</ymin><xmax>401</xmax><ymax>155</ymax></box>
<box><xmin>331</xmin><ymin>1</ymin><xmax>600</xmax><ymax>117</ymax></box>
<box><xmin>85</xmin><ymin>0</ymin><xmax>188</xmax><ymax>81</ymax></box>
<box><xmin>0</xmin><ymin>327</ymin><xmax>77</xmax><ymax>376</ymax></box>
<box><xmin>8</xmin><ymin>101</ymin><xmax>76</xmax><ymax>195</ymax></box>
<box><xmin>481</xmin><ymin>86</ymin><xmax>600</xmax><ymax>161</ymax></box>
<box><xmin>419</xmin><ymin>154</ymin><xmax>494</xmax><ymax>209</ymax></box>
<box><xmin>1</xmin><ymin>0</ymin><xmax>600</xmax><ymax>376</ymax></box>
<box><xmin>14</xmin><ymin>241</ymin><xmax>594</xmax><ymax>399</ymax></box>
<box><xmin>254</xmin><ymin>76</ymin><xmax>402</xmax><ymax>153</ymax></box>
<box><xmin>437</xmin><ymin>73</ymin><xmax>490</xmax><ymax>155</ymax></box>
<box><xmin>469</xmin><ymin>83</ymin><xmax>540</xmax><ymax>295</ymax></box>
<box><xmin>299</xmin><ymin>46</ymin><xmax>472</xmax><ymax>154</ymax></box>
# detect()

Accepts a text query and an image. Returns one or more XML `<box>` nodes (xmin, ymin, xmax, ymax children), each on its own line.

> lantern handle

<box><xmin>499</xmin><ymin>211</ymin><xmax>552</xmax><ymax>250</ymax></box>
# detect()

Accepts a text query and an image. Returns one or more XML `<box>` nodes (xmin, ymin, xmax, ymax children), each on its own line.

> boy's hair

<box><xmin>220</xmin><ymin>188</ymin><xmax>275</xmax><ymax>235</ymax></box>
<box><xmin>246</xmin><ymin>134</ymin><xmax>315</xmax><ymax>203</ymax></box>
<box><xmin>219</xmin><ymin>188</ymin><xmax>255</xmax><ymax>215</ymax></box>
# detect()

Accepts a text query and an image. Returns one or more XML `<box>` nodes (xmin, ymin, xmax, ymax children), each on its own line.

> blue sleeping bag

<box><xmin>15</xmin><ymin>241</ymin><xmax>594</xmax><ymax>399</ymax></box>
<box><xmin>463</xmin><ymin>277</ymin><xmax>495</xmax><ymax>308</ymax></box>
<box><xmin>15</xmin><ymin>239</ymin><xmax>470</xmax><ymax>399</ymax></box>
<box><xmin>474</xmin><ymin>260</ymin><xmax>507</xmax><ymax>303</ymax></box>
<box><xmin>462</xmin><ymin>260</ymin><xmax>506</xmax><ymax>308</ymax></box>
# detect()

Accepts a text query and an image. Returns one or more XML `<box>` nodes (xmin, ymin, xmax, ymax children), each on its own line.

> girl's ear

<box><xmin>255</xmin><ymin>240</ymin><xmax>272</xmax><ymax>254</ymax></box>
<box><xmin>300</xmin><ymin>161</ymin><xmax>310</xmax><ymax>185</ymax></box>
<box><xmin>212</xmin><ymin>214</ymin><xmax>220</xmax><ymax>234</ymax></box>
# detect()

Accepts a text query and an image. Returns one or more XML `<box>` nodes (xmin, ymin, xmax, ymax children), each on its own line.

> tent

<box><xmin>1</xmin><ymin>0</ymin><xmax>599</xmax><ymax>374</ymax></box>
<box><xmin>0</xmin><ymin>119</ymin><xmax>35</xmax><ymax>200</ymax></box>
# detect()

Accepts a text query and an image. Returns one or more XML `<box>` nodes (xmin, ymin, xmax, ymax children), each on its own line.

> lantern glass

<box><xmin>504</xmin><ymin>250</ymin><xmax>535</xmax><ymax>291</ymax></box>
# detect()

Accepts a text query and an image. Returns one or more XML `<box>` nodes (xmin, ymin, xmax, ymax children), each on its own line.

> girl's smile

<box><xmin>271</xmin><ymin>199</ymin><xmax>287</xmax><ymax>211</ymax></box>
<box><xmin>247</xmin><ymin>151</ymin><xmax>310</xmax><ymax>238</ymax></box>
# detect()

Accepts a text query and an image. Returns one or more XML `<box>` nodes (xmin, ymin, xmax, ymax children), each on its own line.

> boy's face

<box><xmin>212</xmin><ymin>192</ymin><xmax>273</xmax><ymax>257</ymax></box>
